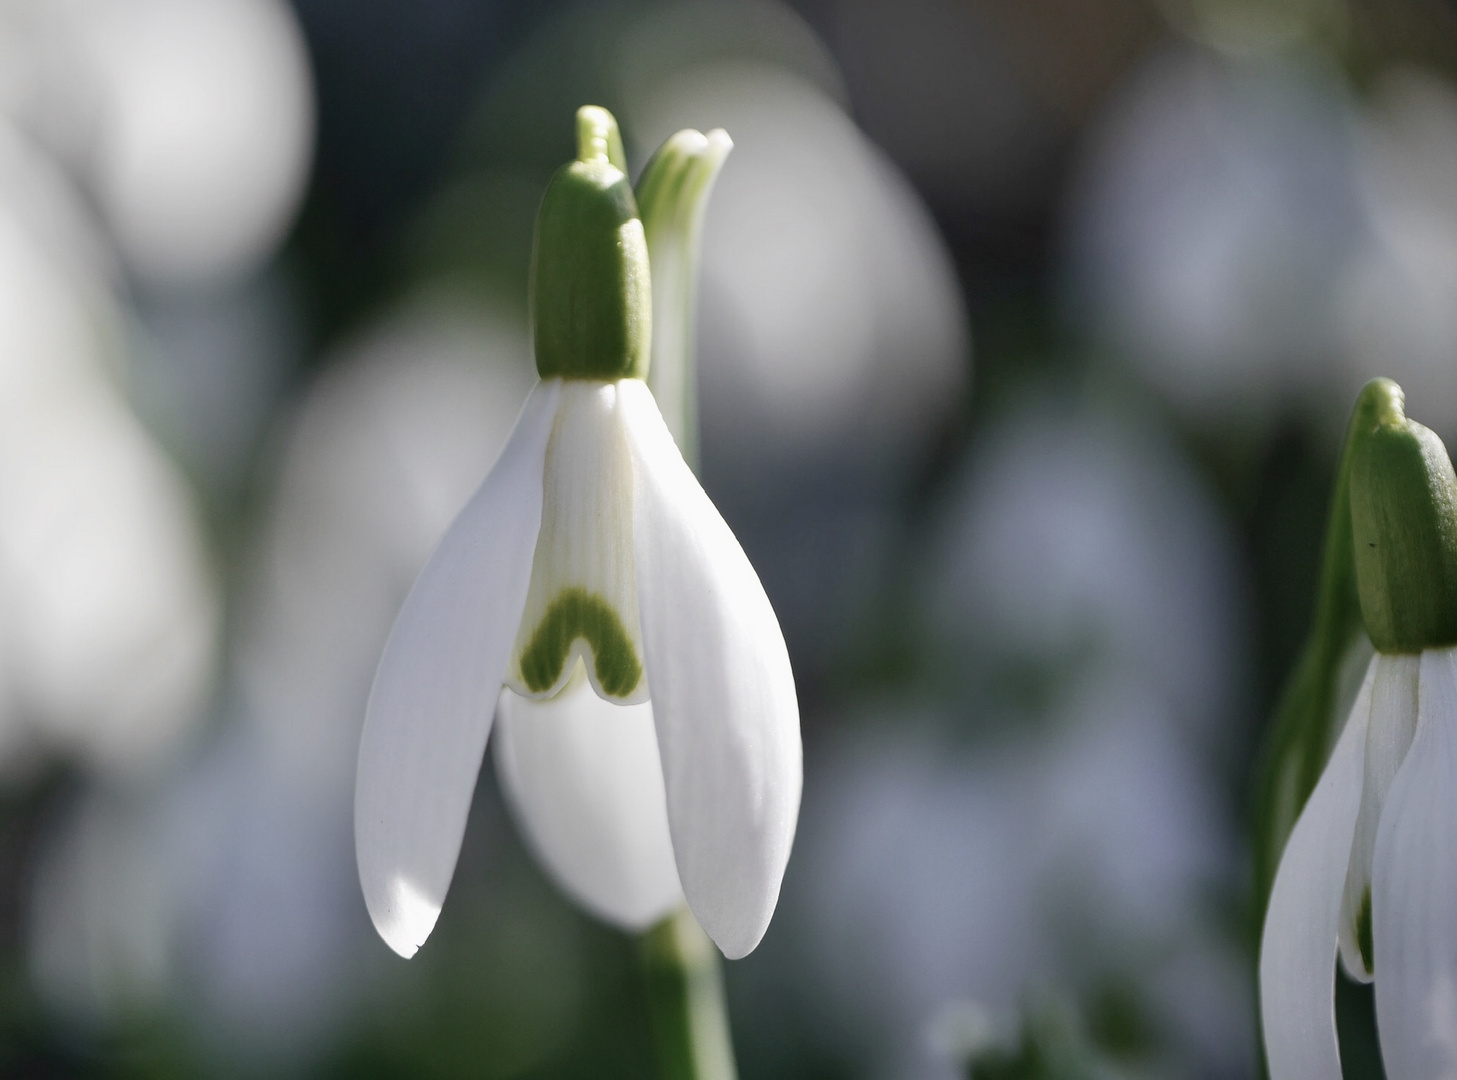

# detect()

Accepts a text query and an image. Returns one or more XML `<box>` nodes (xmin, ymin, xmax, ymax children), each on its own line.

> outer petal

<box><xmin>1372</xmin><ymin>645</ymin><xmax>1457</xmax><ymax>1080</ymax></box>
<box><xmin>354</xmin><ymin>380</ymin><xmax>559</xmax><ymax>958</ymax></box>
<box><xmin>1260</xmin><ymin>656</ymin><xmax>1375</xmax><ymax>1080</ymax></box>
<box><xmin>620</xmin><ymin>378</ymin><xmax>801</xmax><ymax>959</ymax></box>
<box><xmin>494</xmin><ymin>672</ymin><xmax>684</xmax><ymax>930</ymax></box>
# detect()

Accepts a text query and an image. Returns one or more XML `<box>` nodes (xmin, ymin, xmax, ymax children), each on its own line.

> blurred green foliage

<box><xmin>962</xmin><ymin>998</ymin><xmax>1131</xmax><ymax>1080</ymax></box>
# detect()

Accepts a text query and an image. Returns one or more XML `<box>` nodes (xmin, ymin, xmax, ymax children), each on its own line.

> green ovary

<box><xmin>519</xmin><ymin>587</ymin><xmax>643</xmax><ymax>698</ymax></box>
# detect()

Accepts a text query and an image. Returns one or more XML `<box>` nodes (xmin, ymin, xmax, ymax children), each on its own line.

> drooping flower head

<box><xmin>354</xmin><ymin>106</ymin><xmax>802</xmax><ymax>961</ymax></box>
<box><xmin>1261</xmin><ymin>377</ymin><xmax>1457</xmax><ymax>1079</ymax></box>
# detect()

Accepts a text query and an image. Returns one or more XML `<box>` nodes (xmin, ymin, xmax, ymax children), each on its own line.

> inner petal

<box><xmin>493</xmin><ymin>662</ymin><xmax>684</xmax><ymax>931</ymax></box>
<box><xmin>1339</xmin><ymin>650</ymin><xmax>1420</xmax><ymax>980</ymax></box>
<box><xmin>506</xmin><ymin>380</ymin><xmax>647</xmax><ymax>703</ymax></box>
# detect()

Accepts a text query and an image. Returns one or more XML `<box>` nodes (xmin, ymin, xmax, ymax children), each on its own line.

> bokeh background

<box><xmin>0</xmin><ymin>0</ymin><xmax>1452</xmax><ymax>1076</ymax></box>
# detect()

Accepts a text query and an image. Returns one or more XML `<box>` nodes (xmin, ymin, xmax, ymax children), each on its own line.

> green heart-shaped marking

<box><xmin>519</xmin><ymin>587</ymin><xmax>643</xmax><ymax>698</ymax></box>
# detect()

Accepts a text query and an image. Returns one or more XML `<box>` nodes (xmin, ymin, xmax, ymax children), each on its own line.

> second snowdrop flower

<box><xmin>354</xmin><ymin>106</ymin><xmax>801</xmax><ymax>962</ymax></box>
<box><xmin>1261</xmin><ymin>378</ymin><xmax>1457</xmax><ymax>1079</ymax></box>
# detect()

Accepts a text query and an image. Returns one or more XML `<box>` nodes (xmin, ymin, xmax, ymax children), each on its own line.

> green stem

<box><xmin>638</xmin><ymin>907</ymin><xmax>738</xmax><ymax>1080</ymax></box>
<box><xmin>1251</xmin><ymin>391</ymin><xmax>1377</xmax><ymax>924</ymax></box>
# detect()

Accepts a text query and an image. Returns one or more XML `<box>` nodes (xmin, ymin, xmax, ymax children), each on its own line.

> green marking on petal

<box><xmin>520</xmin><ymin>587</ymin><xmax>643</xmax><ymax>698</ymax></box>
<box><xmin>1357</xmin><ymin>885</ymin><xmax>1373</xmax><ymax>975</ymax></box>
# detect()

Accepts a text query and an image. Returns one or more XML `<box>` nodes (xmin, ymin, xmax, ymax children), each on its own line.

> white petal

<box><xmin>621</xmin><ymin>379</ymin><xmax>801</xmax><ymax>959</ymax></box>
<box><xmin>493</xmin><ymin>668</ymin><xmax>683</xmax><ymax>930</ymax></box>
<box><xmin>1339</xmin><ymin>652</ymin><xmax>1420</xmax><ymax>981</ymax></box>
<box><xmin>1373</xmin><ymin>645</ymin><xmax>1457</xmax><ymax>1080</ymax></box>
<box><xmin>1260</xmin><ymin>656</ymin><xmax>1374</xmax><ymax>1080</ymax></box>
<box><xmin>354</xmin><ymin>380</ymin><xmax>558</xmax><ymax>958</ymax></box>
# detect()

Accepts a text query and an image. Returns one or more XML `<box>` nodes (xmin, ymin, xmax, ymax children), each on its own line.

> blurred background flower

<box><xmin>0</xmin><ymin>0</ymin><xmax>1452</xmax><ymax>1077</ymax></box>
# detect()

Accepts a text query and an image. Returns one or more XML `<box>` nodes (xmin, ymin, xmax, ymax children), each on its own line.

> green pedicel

<box><xmin>519</xmin><ymin>587</ymin><xmax>643</xmax><ymax>698</ymax></box>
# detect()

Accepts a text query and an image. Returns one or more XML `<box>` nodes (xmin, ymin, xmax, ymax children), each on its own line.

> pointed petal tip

<box><xmin>386</xmin><ymin>938</ymin><xmax>419</xmax><ymax>961</ymax></box>
<box><xmin>688</xmin><ymin>862</ymin><xmax>786</xmax><ymax>960</ymax></box>
<box><xmin>366</xmin><ymin>874</ymin><xmax>441</xmax><ymax>960</ymax></box>
<box><xmin>706</xmin><ymin>922</ymin><xmax>765</xmax><ymax>961</ymax></box>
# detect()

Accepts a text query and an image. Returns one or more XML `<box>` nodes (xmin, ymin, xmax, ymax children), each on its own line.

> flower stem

<box><xmin>1250</xmin><ymin>386</ymin><xmax>1378</xmax><ymax>920</ymax></box>
<box><xmin>638</xmin><ymin>907</ymin><xmax>738</xmax><ymax>1080</ymax></box>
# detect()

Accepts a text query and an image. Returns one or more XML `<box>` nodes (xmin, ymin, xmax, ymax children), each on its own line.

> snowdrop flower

<box><xmin>0</xmin><ymin>119</ymin><xmax>219</xmax><ymax>780</ymax></box>
<box><xmin>1261</xmin><ymin>378</ymin><xmax>1457</xmax><ymax>1078</ymax></box>
<box><xmin>355</xmin><ymin>107</ymin><xmax>801</xmax><ymax>962</ymax></box>
<box><xmin>17</xmin><ymin>0</ymin><xmax>315</xmax><ymax>286</ymax></box>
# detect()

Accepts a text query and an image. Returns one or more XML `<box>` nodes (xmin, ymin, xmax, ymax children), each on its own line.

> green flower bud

<box><xmin>531</xmin><ymin>105</ymin><xmax>652</xmax><ymax>381</ymax></box>
<box><xmin>1349</xmin><ymin>378</ymin><xmax>1457</xmax><ymax>653</ymax></box>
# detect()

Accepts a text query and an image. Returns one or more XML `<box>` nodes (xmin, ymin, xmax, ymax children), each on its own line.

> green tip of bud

<box><xmin>1349</xmin><ymin>378</ymin><xmax>1457</xmax><ymax>652</ymax></box>
<box><xmin>531</xmin><ymin>105</ymin><xmax>651</xmax><ymax>381</ymax></box>
<box><xmin>576</xmin><ymin>105</ymin><xmax>628</xmax><ymax>172</ymax></box>
<box><xmin>1367</xmin><ymin>377</ymin><xmax>1406</xmax><ymax>428</ymax></box>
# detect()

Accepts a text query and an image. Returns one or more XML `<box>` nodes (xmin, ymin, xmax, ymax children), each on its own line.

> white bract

<box><xmin>1261</xmin><ymin>647</ymin><xmax>1457</xmax><ymax>1078</ymax></box>
<box><xmin>354</xmin><ymin>107</ymin><xmax>801</xmax><ymax>962</ymax></box>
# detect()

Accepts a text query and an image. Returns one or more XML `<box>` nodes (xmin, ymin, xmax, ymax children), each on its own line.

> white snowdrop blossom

<box><xmin>1261</xmin><ymin>379</ymin><xmax>1457</xmax><ymax>1079</ymax></box>
<box><xmin>1262</xmin><ymin>648</ymin><xmax>1457</xmax><ymax>1078</ymax></box>
<box><xmin>354</xmin><ymin>107</ymin><xmax>801</xmax><ymax>962</ymax></box>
